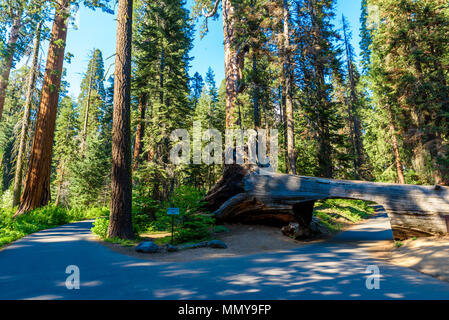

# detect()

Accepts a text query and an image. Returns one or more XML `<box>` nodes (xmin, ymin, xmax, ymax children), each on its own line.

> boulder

<box><xmin>179</xmin><ymin>241</ymin><xmax>209</xmax><ymax>250</ymax></box>
<box><xmin>135</xmin><ymin>241</ymin><xmax>159</xmax><ymax>253</ymax></box>
<box><xmin>281</xmin><ymin>217</ymin><xmax>326</xmax><ymax>239</ymax></box>
<box><xmin>207</xmin><ymin>240</ymin><xmax>228</xmax><ymax>249</ymax></box>
<box><xmin>167</xmin><ymin>244</ymin><xmax>179</xmax><ymax>252</ymax></box>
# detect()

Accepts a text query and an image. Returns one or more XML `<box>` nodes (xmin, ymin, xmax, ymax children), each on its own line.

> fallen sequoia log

<box><xmin>204</xmin><ymin>165</ymin><xmax>449</xmax><ymax>240</ymax></box>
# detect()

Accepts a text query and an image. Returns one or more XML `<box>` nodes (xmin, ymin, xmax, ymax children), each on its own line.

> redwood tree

<box><xmin>15</xmin><ymin>0</ymin><xmax>70</xmax><ymax>215</ymax></box>
<box><xmin>107</xmin><ymin>0</ymin><xmax>134</xmax><ymax>239</ymax></box>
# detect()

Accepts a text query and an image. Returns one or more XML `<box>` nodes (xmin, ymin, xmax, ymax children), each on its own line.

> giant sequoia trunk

<box><xmin>107</xmin><ymin>0</ymin><xmax>134</xmax><ymax>239</ymax></box>
<box><xmin>15</xmin><ymin>2</ymin><xmax>69</xmax><ymax>215</ymax></box>
<box><xmin>204</xmin><ymin>168</ymin><xmax>449</xmax><ymax>239</ymax></box>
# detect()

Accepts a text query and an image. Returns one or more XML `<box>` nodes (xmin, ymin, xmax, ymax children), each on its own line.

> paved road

<box><xmin>1</xmin><ymin>210</ymin><xmax>449</xmax><ymax>300</ymax></box>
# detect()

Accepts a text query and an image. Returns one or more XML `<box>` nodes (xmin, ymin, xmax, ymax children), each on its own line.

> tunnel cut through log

<box><xmin>204</xmin><ymin>166</ymin><xmax>449</xmax><ymax>239</ymax></box>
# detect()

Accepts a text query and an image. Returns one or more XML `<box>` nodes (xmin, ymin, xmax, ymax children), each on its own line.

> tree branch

<box><xmin>202</xmin><ymin>0</ymin><xmax>221</xmax><ymax>32</ymax></box>
<box><xmin>202</xmin><ymin>0</ymin><xmax>221</xmax><ymax>18</ymax></box>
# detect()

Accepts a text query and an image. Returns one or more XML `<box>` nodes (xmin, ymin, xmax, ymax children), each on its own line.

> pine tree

<box><xmin>108</xmin><ymin>0</ymin><xmax>134</xmax><ymax>239</ymax></box>
<box><xmin>369</xmin><ymin>0</ymin><xmax>449</xmax><ymax>185</ymax></box>
<box><xmin>78</xmin><ymin>48</ymin><xmax>106</xmax><ymax>151</ymax></box>
<box><xmin>52</xmin><ymin>96</ymin><xmax>78</xmax><ymax>206</ymax></box>
<box><xmin>293</xmin><ymin>0</ymin><xmax>345</xmax><ymax>178</ymax></box>
<box><xmin>133</xmin><ymin>0</ymin><xmax>193</xmax><ymax>201</ymax></box>
<box><xmin>190</xmin><ymin>72</ymin><xmax>204</xmax><ymax>108</ymax></box>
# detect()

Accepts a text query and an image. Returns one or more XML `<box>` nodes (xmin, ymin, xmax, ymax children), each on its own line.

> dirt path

<box><xmin>99</xmin><ymin>223</ymin><xmax>329</xmax><ymax>262</ymax></box>
<box><xmin>368</xmin><ymin>236</ymin><xmax>449</xmax><ymax>283</ymax></box>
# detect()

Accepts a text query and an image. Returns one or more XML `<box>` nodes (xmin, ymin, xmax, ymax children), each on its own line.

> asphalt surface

<box><xmin>1</xmin><ymin>210</ymin><xmax>449</xmax><ymax>300</ymax></box>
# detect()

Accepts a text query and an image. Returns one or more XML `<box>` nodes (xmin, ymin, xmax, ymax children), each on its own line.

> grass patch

<box><xmin>104</xmin><ymin>237</ymin><xmax>139</xmax><ymax>247</ymax></box>
<box><xmin>0</xmin><ymin>205</ymin><xmax>108</xmax><ymax>248</ymax></box>
<box><xmin>395</xmin><ymin>241</ymin><xmax>404</xmax><ymax>248</ymax></box>
<box><xmin>213</xmin><ymin>225</ymin><xmax>229</xmax><ymax>233</ymax></box>
<box><xmin>313</xmin><ymin>199</ymin><xmax>375</xmax><ymax>233</ymax></box>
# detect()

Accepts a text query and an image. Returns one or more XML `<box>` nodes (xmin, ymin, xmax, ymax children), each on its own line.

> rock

<box><xmin>281</xmin><ymin>222</ymin><xmax>300</xmax><ymax>237</ymax></box>
<box><xmin>207</xmin><ymin>240</ymin><xmax>228</xmax><ymax>249</ymax></box>
<box><xmin>281</xmin><ymin>217</ymin><xmax>326</xmax><ymax>239</ymax></box>
<box><xmin>135</xmin><ymin>241</ymin><xmax>159</xmax><ymax>253</ymax></box>
<box><xmin>309</xmin><ymin>217</ymin><xmax>328</xmax><ymax>234</ymax></box>
<box><xmin>179</xmin><ymin>241</ymin><xmax>209</xmax><ymax>250</ymax></box>
<box><xmin>167</xmin><ymin>244</ymin><xmax>178</xmax><ymax>252</ymax></box>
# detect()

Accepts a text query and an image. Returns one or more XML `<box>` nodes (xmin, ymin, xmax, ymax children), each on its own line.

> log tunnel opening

<box><xmin>291</xmin><ymin>198</ymin><xmax>431</xmax><ymax>241</ymax></box>
<box><xmin>292</xmin><ymin>200</ymin><xmax>315</xmax><ymax>228</ymax></box>
<box><xmin>205</xmin><ymin>167</ymin><xmax>449</xmax><ymax>240</ymax></box>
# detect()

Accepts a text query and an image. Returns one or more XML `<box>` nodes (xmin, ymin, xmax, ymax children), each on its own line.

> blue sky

<box><xmin>62</xmin><ymin>0</ymin><xmax>362</xmax><ymax>98</ymax></box>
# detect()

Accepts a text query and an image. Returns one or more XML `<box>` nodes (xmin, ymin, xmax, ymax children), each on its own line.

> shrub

<box><xmin>213</xmin><ymin>225</ymin><xmax>229</xmax><ymax>233</ymax></box>
<box><xmin>132</xmin><ymin>193</ymin><xmax>159</xmax><ymax>235</ymax></box>
<box><xmin>91</xmin><ymin>217</ymin><xmax>109</xmax><ymax>239</ymax></box>
<box><xmin>169</xmin><ymin>186</ymin><xmax>214</xmax><ymax>243</ymax></box>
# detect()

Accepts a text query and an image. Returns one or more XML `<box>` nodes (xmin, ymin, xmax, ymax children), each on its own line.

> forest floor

<box><xmin>97</xmin><ymin>206</ymin><xmax>374</xmax><ymax>262</ymax></box>
<box><xmin>96</xmin><ymin>199</ymin><xmax>376</xmax><ymax>262</ymax></box>
<box><xmin>368</xmin><ymin>235</ymin><xmax>449</xmax><ymax>283</ymax></box>
<box><xmin>97</xmin><ymin>223</ymin><xmax>326</xmax><ymax>262</ymax></box>
<box><xmin>98</xmin><ymin>202</ymin><xmax>449</xmax><ymax>285</ymax></box>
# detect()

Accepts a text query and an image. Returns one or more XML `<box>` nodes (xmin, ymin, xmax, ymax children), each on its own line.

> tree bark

<box><xmin>206</xmin><ymin>170</ymin><xmax>449</xmax><ymax>239</ymax></box>
<box><xmin>55</xmin><ymin>159</ymin><xmax>66</xmax><ymax>207</ymax></box>
<box><xmin>12</xmin><ymin>20</ymin><xmax>42</xmax><ymax>208</ymax></box>
<box><xmin>15</xmin><ymin>2</ymin><xmax>70</xmax><ymax>215</ymax></box>
<box><xmin>282</xmin><ymin>0</ymin><xmax>296</xmax><ymax>175</ymax></box>
<box><xmin>132</xmin><ymin>92</ymin><xmax>147</xmax><ymax>170</ymax></box>
<box><xmin>81</xmin><ymin>63</ymin><xmax>94</xmax><ymax>152</ymax></box>
<box><xmin>387</xmin><ymin>105</ymin><xmax>406</xmax><ymax>184</ymax></box>
<box><xmin>223</xmin><ymin>0</ymin><xmax>239</xmax><ymax>129</ymax></box>
<box><xmin>0</xmin><ymin>16</ymin><xmax>22</xmax><ymax>122</ymax></box>
<box><xmin>107</xmin><ymin>0</ymin><xmax>134</xmax><ymax>239</ymax></box>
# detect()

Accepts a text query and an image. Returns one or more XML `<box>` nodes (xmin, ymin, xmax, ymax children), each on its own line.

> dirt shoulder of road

<box><xmin>367</xmin><ymin>236</ymin><xmax>449</xmax><ymax>283</ymax></box>
<box><xmin>93</xmin><ymin>223</ymin><xmax>329</xmax><ymax>262</ymax></box>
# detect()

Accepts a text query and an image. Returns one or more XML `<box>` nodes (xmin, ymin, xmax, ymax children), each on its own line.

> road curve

<box><xmin>1</xmin><ymin>211</ymin><xmax>449</xmax><ymax>300</ymax></box>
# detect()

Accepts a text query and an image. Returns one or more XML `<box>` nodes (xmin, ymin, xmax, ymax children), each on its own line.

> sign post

<box><xmin>167</xmin><ymin>207</ymin><xmax>180</xmax><ymax>245</ymax></box>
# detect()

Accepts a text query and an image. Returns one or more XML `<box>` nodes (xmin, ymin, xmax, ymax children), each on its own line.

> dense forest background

<box><xmin>0</xmin><ymin>0</ymin><xmax>448</xmax><ymax>238</ymax></box>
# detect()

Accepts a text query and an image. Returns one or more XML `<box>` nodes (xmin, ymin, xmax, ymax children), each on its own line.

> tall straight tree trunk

<box><xmin>81</xmin><ymin>64</ymin><xmax>94</xmax><ymax>151</ymax></box>
<box><xmin>387</xmin><ymin>104</ymin><xmax>405</xmax><ymax>184</ymax></box>
<box><xmin>55</xmin><ymin>159</ymin><xmax>66</xmax><ymax>206</ymax></box>
<box><xmin>0</xmin><ymin>16</ymin><xmax>22</xmax><ymax>122</ymax></box>
<box><xmin>252</xmin><ymin>54</ymin><xmax>260</xmax><ymax>130</ymax></box>
<box><xmin>223</xmin><ymin>0</ymin><xmax>239</xmax><ymax>130</ymax></box>
<box><xmin>282</xmin><ymin>0</ymin><xmax>296</xmax><ymax>174</ymax></box>
<box><xmin>15</xmin><ymin>1</ymin><xmax>70</xmax><ymax>216</ymax></box>
<box><xmin>342</xmin><ymin>16</ymin><xmax>364</xmax><ymax>179</ymax></box>
<box><xmin>133</xmin><ymin>93</ymin><xmax>147</xmax><ymax>170</ymax></box>
<box><xmin>12</xmin><ymin>20</ymin><xmax>42</xmax><ymax>208</ymax></box>
<box><xmin>107</xmin><ymin>0</ymin><xmax>134</xmax><ymax>239</ymax></box>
